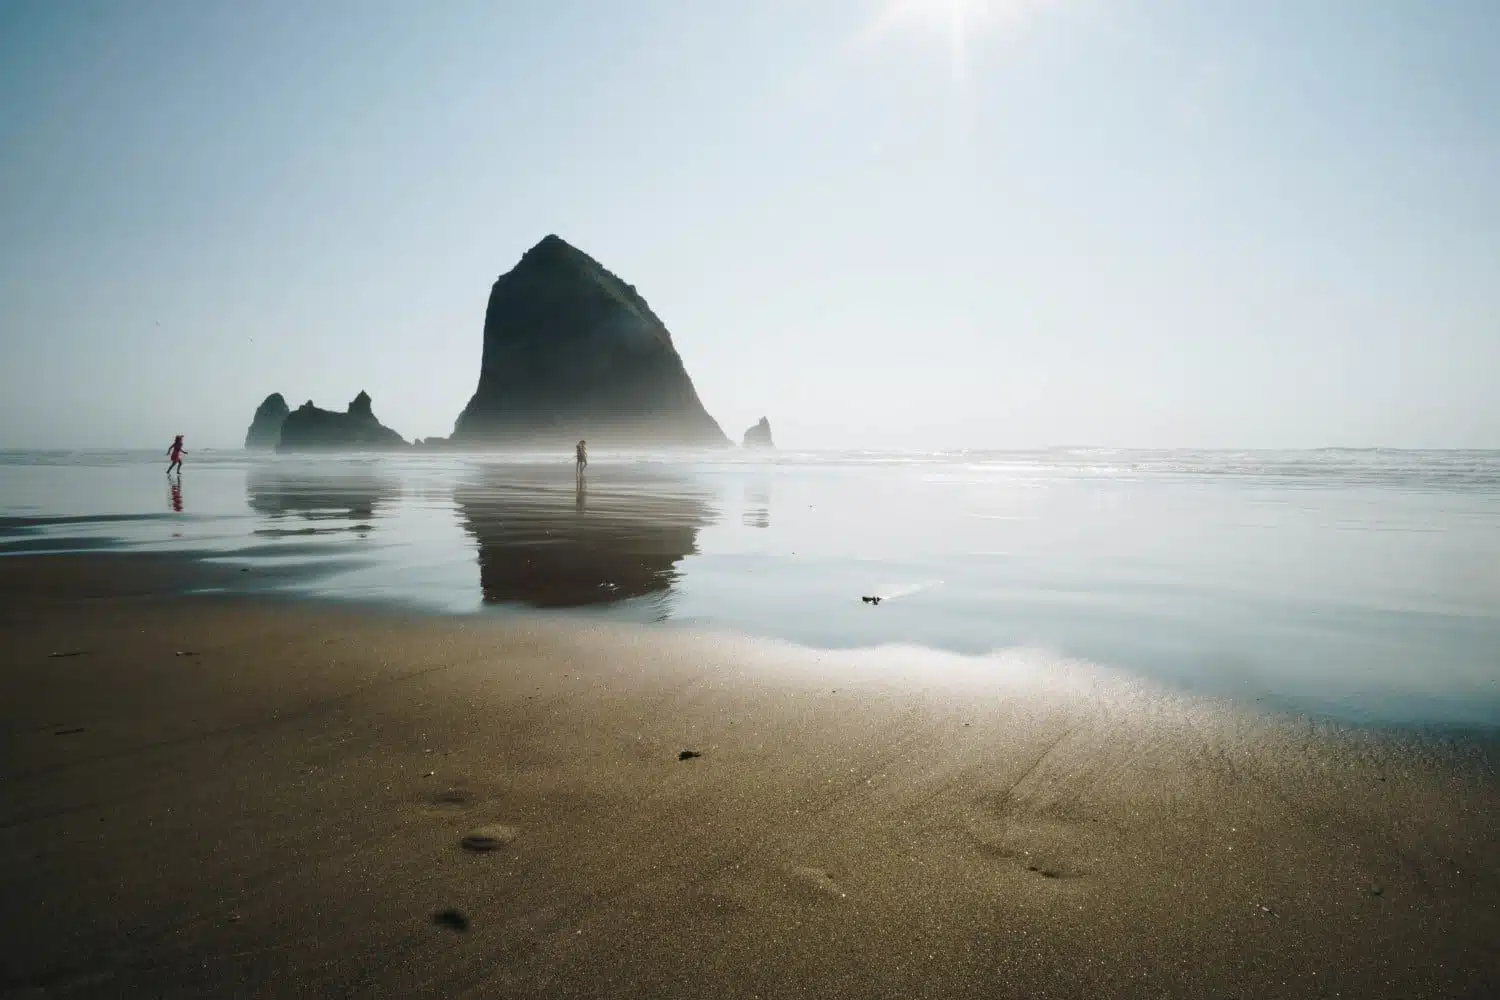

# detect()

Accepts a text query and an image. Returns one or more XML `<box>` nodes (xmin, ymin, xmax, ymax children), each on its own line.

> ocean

<box><xmin>3</xmin><ymin>448</ymin><xmax>1497</xmax><ymax>727</ymax></box>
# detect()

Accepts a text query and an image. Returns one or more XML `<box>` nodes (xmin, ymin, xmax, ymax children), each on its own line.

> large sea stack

<box><xmin>244</xmin><ymin>393</ymin><xmax>290</xmax><ymax>450</ymax></box>
<box><xmin>452</xmin><ymin>235</ymin><xmax>729</xmax><ymax>447</ymax></box>
<box><xmin>276</xmin><ymin>391</ymin><xmax>407</xmax><ymax>452</ymax></box>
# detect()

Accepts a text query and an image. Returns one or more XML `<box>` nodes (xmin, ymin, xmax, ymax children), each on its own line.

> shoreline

<box><xmin>6</xmin><ymin>448</ymin><xmax>1499</xmax><ymax>732</ymax></box>
<box><xmin>1</xmin><ymin>554</ymin><xmax>1497</xmax><ymax>996</ymax></box>
<box><xmin>5</xmin><ymin>549</ymin><xmax>1497</xmax><ymax>738</ymax></box>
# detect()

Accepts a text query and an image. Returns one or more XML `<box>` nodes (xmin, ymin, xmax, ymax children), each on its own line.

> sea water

<box><xmin>2</xmin><ymin>448</ymin><xmax>1497</xmax><ymax>727</ymax></box>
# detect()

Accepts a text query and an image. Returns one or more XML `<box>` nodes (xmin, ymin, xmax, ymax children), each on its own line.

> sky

<box><xmin>1</xmin><ymin>0</ymin><xmax>1496</xmax><ymax>451</ymax></box>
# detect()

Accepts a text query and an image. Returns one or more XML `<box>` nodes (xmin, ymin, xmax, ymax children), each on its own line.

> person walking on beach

<box><xmin>575</xmin><ymin>439</ymin><xmax>588</xmax><ymax>481</ymax></box>
<box><xmin>166</xmin><ymin>435</ymin><xmax>187</xmax><ymax>475</ymax></box>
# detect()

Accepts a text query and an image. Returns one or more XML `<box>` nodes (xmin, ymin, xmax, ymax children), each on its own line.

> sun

<box><xmin>866</xmin><ymin>0</ymin><xmax>1050</xmax><ymax>79</ymax></box>
<box><xmin>881</xmin><ymin>0</ymin><xmax>988</xmax><ymax>31</ymax></box>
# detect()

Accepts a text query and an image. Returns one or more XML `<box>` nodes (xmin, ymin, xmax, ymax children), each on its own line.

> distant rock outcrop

<box><xmin>276</xmin><ymin>391</ymin><xmax>407</xmax><ymax>452</ymax></box>
<box><xmin>452</xmin><ymin>235</ymin><xmax>729</xmax><ymax>447</ymax></box>
<box><xmin>244</xmin><ymin>393</ymin><xmax>290</xmax><ymax>450</ymax></box>
<box><xmin>742</xmin><ymin>417</ymin><xmax>774</xmax><ymax>449</ymax></box>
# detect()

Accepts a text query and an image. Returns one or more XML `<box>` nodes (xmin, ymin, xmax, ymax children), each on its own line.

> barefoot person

<box><xmin>166</xmin><ymin>435</ymin><xmax>187</xmax><ymax>475</ymax></box>
<box><xmin>575</xmin><ymin>439</ymin><xmax>588</xmax><ymax>480</ymax></box>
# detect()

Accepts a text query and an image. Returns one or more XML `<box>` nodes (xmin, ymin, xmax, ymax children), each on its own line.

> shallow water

<box><xmin>3</xmin><ymin>448</ymin><xmax>1498</xmax><ymax>726</ymax></box>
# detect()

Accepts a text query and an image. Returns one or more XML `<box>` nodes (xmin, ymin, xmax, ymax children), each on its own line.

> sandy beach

<box><xmin>1</xmin><ymin>554</ymin><xmax>1496</xmax><ymax>998</ymax></box>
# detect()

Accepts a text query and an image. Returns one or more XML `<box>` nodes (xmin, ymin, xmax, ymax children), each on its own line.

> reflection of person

<box><xmin>166</xmin><ymin>435</ymin><xmax>187</xmax><ymax>474</ymax></box>
<box><xmin>169</xmin><ymin>477</ymin><xmax>184</xmax><ymax>513</ymax></box>
<box><xmin>575</xmin><ymin>439</ymin><xmax>588</xmax><ymax>479</ymax></box>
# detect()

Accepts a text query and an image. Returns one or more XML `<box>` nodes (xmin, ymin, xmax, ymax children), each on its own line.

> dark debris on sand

<box><xmin>678</xmin><ymin>750</ymin><xmax>702</xmax><ymax>761</ymax></box>
<box><xmin>432</xmin><ymin>909</ymin><xmax>470</xmax><ymax>932</ymax></box>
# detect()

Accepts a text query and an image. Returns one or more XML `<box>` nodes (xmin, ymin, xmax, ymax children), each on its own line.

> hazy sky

<box><xmin>1</xmin><ymin>0</ymin><xmax>1496</xmax><ymax>450</ymax></box>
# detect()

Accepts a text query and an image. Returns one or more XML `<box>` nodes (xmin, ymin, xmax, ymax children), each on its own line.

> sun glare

<box><xmin>883</xmin><ymin>0</ymin><xmax>985</xmax><ymax>30</ymax></box>
<box><xmin>867</xmin><ymin>0</ymin><xmax>1052</xmax><ymax>79</ymax></box>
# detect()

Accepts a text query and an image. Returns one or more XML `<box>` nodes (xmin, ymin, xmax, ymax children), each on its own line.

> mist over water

<box><xmin>2</xmin><ymin>448</ymin><xmax>1498</xmax><ymax>727</ymax></box>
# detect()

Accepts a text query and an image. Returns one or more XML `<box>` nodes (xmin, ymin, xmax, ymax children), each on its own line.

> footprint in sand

<box><xmin>967</xmin><ymin>798</ymin><xmax>1095</xmax><ymax>886</ymax></box>
<box><xmin>461</xmin><ymin>824</ymin><xmax>520</xmax><ymax>852</ymax></box>
<box><xmin>1024</xmin><ymin>862</ymin><xmax>1085</xmax><ymax>880</ymax></box>
<box><xmin>790</xmin><ymin>865</ymin><xmax>848</xmax><ymax>899</ymax></box>
<box><xmin>416</xmin><ymin>784</ymin><xmax>478</xmax><ymax>819</ymax></box>
<box><xmin>414</xmin><ymin>780</ymin><xmax>520</xmax><ymax>853</ymax></box>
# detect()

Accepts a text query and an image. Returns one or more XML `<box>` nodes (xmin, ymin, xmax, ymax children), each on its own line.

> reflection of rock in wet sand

<box><xmin>246</xmin><ymin>466</ymin><xmax>400</xmax><ymax>525</ymax></box>
<box><xmin>743</xmin><ymin>480</ymin><xmax>770</xmax><ymax>529</ymax></box>
<box><xmin>455</xmin><ymin>465</ymin><xmax>715</xmax><ymax>609</ymax></box>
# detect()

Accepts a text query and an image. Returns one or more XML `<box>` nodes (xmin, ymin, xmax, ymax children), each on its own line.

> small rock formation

<box><xmin>275</xmin><ymin>391</ymin><xmax>407</xmax><ymax>452</ymax></box>
<box><xmin>452</xmin><ymin>235</ymin><xmax>729</xmax><ymax>447</ymax></box>
<box><xmin>244</xmin><ymin>393</ymin><xmax>290</xmax><ymax>450</ymax></box>
<box><xmin>742</xmin><ymin>417</ymin><xmax>774</xmax><ymax>449</ymax></box>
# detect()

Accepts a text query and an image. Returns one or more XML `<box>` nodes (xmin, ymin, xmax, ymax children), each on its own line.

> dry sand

<box><xmin>1</xmin><ymin>555</ymin><xmax>1496</xmax><ymax>998</ymax></box>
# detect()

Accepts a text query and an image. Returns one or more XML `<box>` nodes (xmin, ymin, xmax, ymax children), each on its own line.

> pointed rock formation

<box><xmin>742</xmin><ymin>417</ymin><xmax>774</xmax><ymax>449</ymax></box>
<box><xmin>276</xmin><ymin>391</ymin><xmax>407</xmax><ymax>452</ymax></box>
<box><xmin>452</xmin><ymin>235</ymin><xmax>729</xmax><ymax>447</ymax></box>
<box><xmin>244</xmin><ymin>393</ymin><xmax>290</xmax><ymax>450</ymax></box>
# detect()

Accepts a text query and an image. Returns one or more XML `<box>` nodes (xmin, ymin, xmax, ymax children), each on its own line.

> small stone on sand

<box><xmin>678</xmin><ymin>750</ymin><xmax>702</xmax><ymax>761</ymax></box>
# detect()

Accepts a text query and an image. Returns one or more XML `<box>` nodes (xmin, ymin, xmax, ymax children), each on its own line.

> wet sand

<box><xmin>1</xmin><ymin>555</ymin><xmax>1497</xmax><ymax>998</ymax></box>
